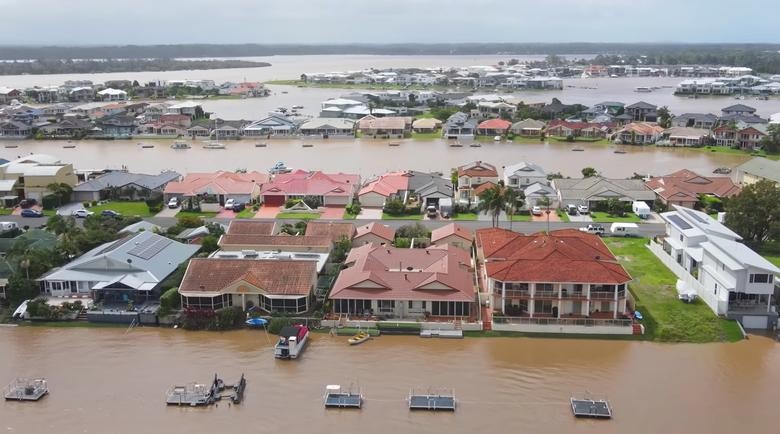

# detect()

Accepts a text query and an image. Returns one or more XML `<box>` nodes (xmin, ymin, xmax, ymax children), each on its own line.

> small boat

<box><xmin>281</xmin><ymin>91</ymin><xmax>288</xmax><ymax>94</ymax></box>
<box><xmin>713</xmin><ymin>167</ymin><xmax>732</xmax><ymax>174</ymax></box>
<box><xmin>141</xmin><ymin>144</ymin><xmax>154</xmax><ymax>149</ymax></box>
<box><xmin>302</xmin><ymin>144</ymin><xmax>313</xmax><ymax>148</ymax></box>
<box><xmin>347</xmin><ymin>331</ymin><xmax>370</xmax><ymax>346</ymax></box>
<box><xmin>613</xmin><ymin>149</ymin><xmax>626</xmax><ymax>154</ymax></box>
<box><xmin>274</xmin><ymin>324</ymin><xmax>309</xmax><ymax>359</ymax></box>
<box><xmin>269</xmin><ymin>161</ymin><xmax>292</xmax><ymax>174</ymax></box>
<box><xmin>469</xmin><ymin>143</ymin><xmax>481</xmax><ymax>148</ymax></box>
<box><xmin>4</xmin><ymin>145</ymin><xmax>18</xmax><ymax>149</ymax></box>
<box><xmin>63</xmin><ymin>145</ymin><xmax>76</xmax><ymax>149</ymax></box>
<box><xmin>254</xmin><ymin>142</ymin><xmax>268</xmax><ymax>147</ymax></box>
<box><xmin>292</xmin><ymin>105</ymin><xmax>303</xmax><ymax>110</ymax></box>
<box><xmin>171</xmin><ymin>140</ymin><xmax>191</xmax><ymax>150</ymax></box>
<box><xmin>493</xmin><ymin>136</ymin><xmax>501</xmax><ymax>142</ymax></box>
<box><xmin>246</xmin><ymin>317</ymin><xmax>268</xmax><ymax>327</ymax></box>
<box><xmin>572</xmin><ymin>146</ymin><xmax>585</xmax><ymax>152</ymax></box>
<box><xmin>634</xmin><ymin>87</ymin><xmax>652</xmax><ymax>93</ymax></box>
<box><xmin>388</xmin><ymin>142</ymin><xmax>400</xmax><ymax>147</ymax></box>
<box><xmin>203</xmin><ymin>142</ymin><xmax>226</xmax><ymax>149</ymax></box>
<box><xmin>450</xmin><ymin>141</ymin><xmax>463</xmax><ymax>148</ymax></box>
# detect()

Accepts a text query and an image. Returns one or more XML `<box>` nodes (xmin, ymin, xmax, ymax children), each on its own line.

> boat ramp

<box><xmin>4</xmin><ymin>378</ymin><xmax>48</xmax><ymax>401</ymax></box>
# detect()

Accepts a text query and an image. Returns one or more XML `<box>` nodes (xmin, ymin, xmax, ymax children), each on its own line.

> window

<box><xmin>749</xmin><ymin>274</ymin><xmax>771</xmax><ymax>284</ymax></box>
<box><xmin>378</xmin><ymin>300</ymin><xmax>395</xmax><ymax>313</ymax></box>
<box><xmin>679</xmin><ymin>234</ymin><xmax>683</xmax><ymax>242</ymax></box>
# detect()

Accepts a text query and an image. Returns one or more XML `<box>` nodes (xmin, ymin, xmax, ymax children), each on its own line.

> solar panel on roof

<box><xmin>668</xmin><ymin>215</ymin><xmax>692</xmax><ymax>230</ymax></box>
<box><xmin>128</xmin><ymin>237</ymin><xmax>173</xmax><ymax>260</ymax></box>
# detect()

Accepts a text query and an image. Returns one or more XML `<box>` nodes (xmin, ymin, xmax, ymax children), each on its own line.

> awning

<box><xmin>688</xmin><ymin>247</ymin><xmax>703</xmax><ymax>262</ymax></box>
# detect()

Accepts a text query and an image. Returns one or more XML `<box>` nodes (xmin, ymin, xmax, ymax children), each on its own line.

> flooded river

<box><xmin>1</xmin><ymin>327</ymin><xmax>778</xmax><ymax>434</ymax></box>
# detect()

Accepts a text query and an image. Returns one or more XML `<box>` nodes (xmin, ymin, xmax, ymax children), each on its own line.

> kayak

<box><xmin>347</xmin><ymin>331</ymin><xmax>370</xmax><ymax>346</ymax></box>
<box><xmin>246</xmin><ymin>317</ymin><xmax>268</xmax><ymax>327</ymax></box>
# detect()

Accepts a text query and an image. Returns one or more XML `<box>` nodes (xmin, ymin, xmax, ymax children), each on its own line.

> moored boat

<box><xmin>274</xmin><ymin>324</ymin><xmax>309</xmax><ymax>359</ymax></box>
<box><xmin>269</xmin><ymin>161</ymin><xmax>292</xmax><ymax>174</ymax></box>
<box><xmin>171</xmin><ymin>140</ymin><xmax>191</xmax><ymax>150</ymax></box>
<box><xmin>203</xmin><ymin>142</ymin><xmax>226</xmax><ymax>149</ymax></box>
<box><xmin>347</xmin><ymin>331</ymin><xmax>370</xmax><ymax>345</ymax></box>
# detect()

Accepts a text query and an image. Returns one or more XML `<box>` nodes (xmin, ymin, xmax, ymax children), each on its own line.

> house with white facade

<box><xmin>503</xmin><ymin>162</ymin><xmax>547</xmax><ymax>190</ymax></box>
<box><xmin>651</xmin><ymin>205</ymin><xmax>779</xmax><ymax>329</ymax></box>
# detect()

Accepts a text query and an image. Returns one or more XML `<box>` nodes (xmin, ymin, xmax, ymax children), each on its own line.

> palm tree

<box><xmin>505</xmin><ymin>188</ymin><xmax>518</xmax><ymax>231</ymax></box>
<box><xmin>478</xmin><ymin>186</ymin><xmax>505</xmax><ymax>228</ymax></box>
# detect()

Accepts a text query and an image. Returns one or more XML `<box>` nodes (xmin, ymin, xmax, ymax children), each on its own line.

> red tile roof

<box><xmin>477</xmin><ymin>119</ymin><xmax>512</xmax><ymax>130</ymax></box>
<box><xmin>179</xmin><ymin>258</ymin><xmax>315</xmax><ymax>296</ymax></box>
<box><xmin>226</xmin><ymin>220</ymin><xmax>276</xmax><ymax>236</ymax></box>
<box><xmin>359</xmin><ymin>171</ymin><xmax>412</xmax><ymax>197</ymax></box>
<box><xmin>260</xmin><ymin>170</ymin><xmax>359</xmax><ymax>198</ymax></box>
<box><xmin>646</xmin><ymin>169</ymin><xmax>741</xmax><ymax>203</ymax></box>
<box><xmin>164</xmin><ymin>171</ymin><xmax>269</xmax><ymax>196</ymax></box>
<box><xmin>472</xmin><ymin>181</ymin><xmax>498</xmax><ymax>196</ymax></box>
<box><xmin>330</xmin><ymin>244</ymin><xmax>474</xmax><ymax>302</ymax></box>
<box><xmin>354</xmin><ymin>222</ymin><xmax>395</xmax><ymax>242</ymax></box>
<box><xmin>475</xmin><ymin>228</ymin><xmax>631</xmax><ymax>284</ymax></box>
<box><xmin>457</xmin><ymin>161</ymin><xmax>498</xmax><ymax>178</ymax></box>
<box><xmin>219</xmin><ymin>234</ymin><xmax>332</xmax><ymax>249</ymax></box>
<box><xmin>431</xmin><ymin>223</ymin><xmax>473</xmax><ymax>243</ymax></box>
<box><xmin>304</xmin><ymin>221</ymin><xmax>356</xmax><ymax>242</ymax></box>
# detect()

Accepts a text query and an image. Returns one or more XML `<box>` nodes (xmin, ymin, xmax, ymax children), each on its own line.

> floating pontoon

<box><xmin>408</xmin><ymin>389</ymin><xmax>456</xmax><ymax>411</ymax></box>
<box><xmin>4</xmin><ymin>378</ymin><xmax>48</xmax><ymax>401</ymax></box>
<box><xmin>570</xmin><ymin>397</ymin><xmax>612</xmax><ymax>418</ymax></box>
<box><xmin>323</xmin><ymin>384</ymin><xmax>363</xmax><ymax>409</ymax></box>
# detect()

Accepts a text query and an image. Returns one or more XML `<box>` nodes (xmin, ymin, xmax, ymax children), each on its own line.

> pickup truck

<box><xmin>578</xmin><ymin>224</ymin><xmax>606</xmax><ymax>235</ymax></box>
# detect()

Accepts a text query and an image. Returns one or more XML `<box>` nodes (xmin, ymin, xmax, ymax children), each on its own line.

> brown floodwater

<box><xmin>0</xmin><ymin>138</ymin><xmax>749</xmax><ymax>179</ymax></box>
<box><xmin>1</xmin><ymin>327</ymin><xmax>778</xmax><ymax>434</ymax></box>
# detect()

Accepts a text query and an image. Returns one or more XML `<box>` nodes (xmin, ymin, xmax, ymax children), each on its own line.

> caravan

<box><xmin>609</xmin><ymin>222</ymin><xmax>639</xmax><ymax>237</ymax></box>
<box><xmin>632</xmin><ymin>201</ymin><xmax>651</xmax><ymax>219</ymax></box>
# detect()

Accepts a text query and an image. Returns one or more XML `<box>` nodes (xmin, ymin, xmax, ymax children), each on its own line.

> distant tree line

<box><xmin>0</xmin><ymin>58</ymin><xmax>270</xmax><ymax>76</ymax></box>
<box><xmin>590</xmin><ymin>49</ymin><xmax>780</xmax><ymax>74</ymax></box>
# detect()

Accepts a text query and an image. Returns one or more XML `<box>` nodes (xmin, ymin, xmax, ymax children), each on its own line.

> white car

<box><xmin>224</xmin><ymin>198</ymin><xmax>235</xmax><ymax>209</ymax></box>
<box><xmin>577</xmin><ymin>204</ymin><xmax>589</xmax><ymax>214</ymax></box>
<box><xmin>72</xmin><ymin>209</ymin><xmax>94</xmax><ymax>218</ymax></box>
<box><xmin>579</xmin><ymin>224</ymin><xmax>605</xmax><ymax>235</ymax></box>
<box><xmin>531</xmin><ymin>206</ymin><xmax>543</xmax><ymax>216</ymax></box>
<box><xmin>167</xmin><ymin>197</ymin><xmax>179</xmax><ymax>208</ymax></box>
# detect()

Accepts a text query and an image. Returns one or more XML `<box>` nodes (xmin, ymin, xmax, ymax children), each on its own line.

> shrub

<box><xmin>41</xmin><ymin>195</ymin><xmax>58</xmax><ymax>210</ymax></box>
<box><xmin>177</xmin><ymin>215</ymin><xmax>204</xmax><ymax>228</ymax></box>
<box><xmin>394</xmin><ymin>237</ymin><xmax>411</xmax><ymax>248</ymax></box>
<box><xmin>158</xmin><ymin>287</ymin><xmax>180</xmax><ymax>316</ymax></box>
<box><xmin>396</xmin><ymin>222</ymin><xmax>430</xmax><ymax>239</ymax></box>
<box><xmin>91</xmin><ymin>200</ymin><xmax>98</xmax><ymax>207</ymax></box>
<box><xmin>345</xmin><ymin>202</ymin><xmax>361</xmax><ymax>215</ymax></box>
<box><xmin>83</xmin><ymin>202</ymin><xmax>91</xmax><ymax>208</ymax></box>
<box><xmin>566</xmin><ymin>134</ymin><xmax>575</xmax><ymax>142</ymax></box>
<box><xmin>383</xmin><ymin>198</ymin><xmax>405</xmax><ymax>216</ymax></box>
<box><xmin>284</xmin><ymin>198</ymin><xmax>301</xmax><ymax>209</ymax></box>
<box><xmin>268</xmin><ymin>316</ymin><xmax>295</xmax><ymax>335</ymax></box>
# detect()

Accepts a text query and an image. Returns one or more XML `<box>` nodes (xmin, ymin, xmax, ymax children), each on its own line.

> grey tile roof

<box><xmin>74</xmin><ymin>170</ymin><xmax>181</xmax><ymax>192</ymax></box>
<box><xmin>626</xmin><ymin>101</ymin><xmax>657</xmax><ymax>110</ymax></box>
<box><xmin>408</xmin><ymin>171</ymin><xmax>452</xmax><ymax>195</ymax></box>
<box><xmin>721</xmin><ymin>104</ymin><xmax>756</xmax><ymax>113</ymax></box>
<box><xmin>555</xmin><ymin>177</ymin><xmax>655</xmax><ymax>202</ymax></box>
<box><xmin>736</xmin><ymin>158</ymin><xmax>780</xmax><ymax>183</ymax></box>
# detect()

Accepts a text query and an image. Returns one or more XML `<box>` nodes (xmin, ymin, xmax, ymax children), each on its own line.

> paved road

<box><xmin>3</xmin><ymin>215</ymin><xmax>666</xmax><ymax>238</ymax></box>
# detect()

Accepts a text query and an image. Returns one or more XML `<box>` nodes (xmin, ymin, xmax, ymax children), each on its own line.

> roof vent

<box><xmin>406</xmin><ymin>266</ymin><xmax>414</xmax><ymax>271</ymax></box>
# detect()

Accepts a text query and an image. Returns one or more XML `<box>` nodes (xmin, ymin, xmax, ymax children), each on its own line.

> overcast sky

<box><xmin>1</xmin><ymin>0</ymin><xmax>778</xmax><ymax>45</ymax></box>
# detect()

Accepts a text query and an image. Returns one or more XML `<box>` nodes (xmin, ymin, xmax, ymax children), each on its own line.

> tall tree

<box><xmin>724</xmin><ymin>180</ymin><xmax>780</xmax><ymax>248</ymax></box>
<box><xmin>478</xmin><ymin>185</ymin><xmax>506</xmax><ymax>228</ymax></box>
<box><xmin>656</xmin><ymin>106</ymin><xmax>672</xmax><ymax>128</ymax></box>
<box><xmin>581</xmin><ymin>167</ymin><xmax>598</xmax><ymax>178</ymax></box>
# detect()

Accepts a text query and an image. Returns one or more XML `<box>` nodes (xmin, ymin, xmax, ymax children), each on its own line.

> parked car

<box><xmin>566</xmin><ymin>204</ymin><xmax>578</xmax><ymax>215</ymax></box>
<box><xmin>577</xmin><ymin>204</ymin><xmax>589</xmax><ymax>214</ymax></box>
<box><xmin>231</xmin><ymin>202</ymin><xmax>246</xmax><ymax>212</ymax></box>
<box><xmin>224</xmin><ymin>198</ymin><xmax>236</xmax><ymax>209</ymax></box>
<box><xmin>101</xmin><ymin>210</ymin><xmax>122</xmax><ymax>218</ymax></box>
<box><xmin>19</xmin><ymin>199</ymin><xmax>37</xmax><ymax>209</ymax></box>
<box><xmin>579</xmin><ymin>224</ymin><xmax>605</xmax><ymax>236</ymax></box>
<box><xmin>21</xmin><ymin>209</ymin><xmax>43</xmax><ymax>218</ymax></box>
<box><xmin>531</xmin><ymin>206</ymin><xmax>543</xmax><ymax>216</ymax></box>
<box><xmin>609</xmin><ymin>222</ymin><xmax>640</xmax><ymax>237</ymax></box>
<box><xmin>167</xmin><ymin>197</ymin><xmax>179</xmax><ymax>208</ymax></box>
<box><xmin>426</xmin><ymin>205</ymin><xmax>438</xmax><ymax>218</ymax></box>
<box><xmin>72</xmin><ymin>209</ymin><xmax>94</xmax><ymax>218</ymax></box>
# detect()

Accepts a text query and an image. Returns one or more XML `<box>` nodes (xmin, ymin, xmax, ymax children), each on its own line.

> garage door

<box><xmin>263</xmin><ymin>195</ymin><xmax>285</xmax><ymax>206</ymax></box>
<box><xmin>741</xmin><ymin>315</ymin><xmax>768</xmax><ymax>329</ymax></box>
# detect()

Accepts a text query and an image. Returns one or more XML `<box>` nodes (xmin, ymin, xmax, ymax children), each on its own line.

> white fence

<box><xmin>492</xmin><ymin>317</ymin><xmax>633</xmax><ymax>335</ymax></box>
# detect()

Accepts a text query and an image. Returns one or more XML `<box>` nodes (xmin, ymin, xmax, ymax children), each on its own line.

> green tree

<box><xmin>383</xmin><ymin>198</ymin><xmax>406</xmax><ymax>216</ymax></box>
<box><xmin>760</xmin><ymin>124</ymin><xmax>780</xmax><ymax>154</ymax></box>
<box><xmin>199</xmin><ymin>235</ymin><xmax>219</xmax><ymax>255</ymax></box>
<box><xmin>581</xmin><ymin>167</ymin><xmax>598</xmax><ymax>178</ymax></box>
<box><xmin>46</xmin><ymin>183</ymin><xmax>73</xmax><ymax>207</ymax></box>
<box><xmin>724</xmin><ymin>180</ymin><xmax>780</xmax><ymax>248</ymax></box>
<box><xmin>478</xmin><ymin>185</ymin><xmax>510</xmax><ymax>228</ymax></box>
<box><xmin>5</xmin><ymin>275</ymin><xmax>39</xmax><ymax>307</ymax></box>
<box><xmin>177</xmin><ymin>215</ymin><xmax>204</xmax><ymax>228</ymax></box>
<box><xmin>657</xmin><ymin>106</ymin><xmax>672</xmax><ymax>128</ymax></box>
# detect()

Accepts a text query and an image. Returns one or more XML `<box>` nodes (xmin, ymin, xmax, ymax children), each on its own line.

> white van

<box><xmin>632</xmin><ymin>201</ymin><xmax>651</xmax><ymax>219</ymax></box>
<box><xmin>609</xmin><ymin>222</ymin><xmax>639</xmax><ymax>237</ymax></box>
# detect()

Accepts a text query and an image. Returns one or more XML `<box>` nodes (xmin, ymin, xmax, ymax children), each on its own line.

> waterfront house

<box><xmin>411</xmin><ymin>118</ymin><xmax>441</xmax><ymax>133</ymax></box>
<box><xmin>456</xmin><ymin>161</ymin><xmax>499</xmax><ymax>205</ymax></box>
<box><xmin>0</xmin><ymin>121</ymin><xmax>32</xmax><ymax>138</ymax></box>
<box><xmin>358</xmin><ymin>116</ymin><xmax>412</xmax><ymax>138</ymax></box>
<box><xmin>178</xmin><ymin>258</ymin><xmax>316</xmax><ymax>313</ymax></box>
<box><xmin>329</xmin><ymin>243</ymin><xmax>475</xmax><ymax>319</ymax></box>
<box><xmin>476</xmin><ymin>119</ymin><xmax>512</xmax><ymax>136</ymax></box>
<box><xmin>358</xmin><ymin>171</ymin><xmax>411</xmax><ymax>207</ymax></box>
<box><xmin>475</xmin><ymin>228</ymin><xmax>632</xmax><ymax>320</ymax></box>
<box><xmin>38</xmin><ymin>231</ymin><xmax>199</xmax><ymax>301</ymax></box>
<box><xmin>39</xmin><ymin>118</ymin><xmax>93</xmax><ymax>138</ymax></box>
<box><xmin>615</xmin><ymin>122</ymin><xmax>665</xmax><ymax>144</ymax></box>
<box><xmin>0</xmin><ymin>154</ymin><xmax>76</xmax><ymax>201</ymax></box>
<box><xmin>735</xmin><ymin>125</ymin><xmax>767</xmax><ymax>150</ymax></box>
<box><xmin>163</xmin><ymin>171</ymin><xmax>269</xmax><ymax>207</ymax></box>
<box><xmin>166</xmin><ymin>101</ymin><xmax>202</xmax><ymax>117</ymax></box>
<box><xmin>721</xmin><ymin>104</ymin><xmax>757</xmax><ymax>116</ymax></box>
<box><xmin>259</xmin><ymin>169</ymin><xmax>360</xmax><ymax>207</ymax></box>
<box><xmin>650</xmin><ymin>205</ymin><xmax>779</xmax><ymax>329</ymax></box>
<box><xmin>97</xmin><ymin>88</ymin><xmax>127</xmax><ymax>102</ymax></box>
<box><xmin>625</xmin><ymin>101</ymin><xmax>658</xmax><ymax>122</ymax></box>
<box><xmin>443</xmin><ymin>112</ymin><xmax>477</xmax><ymax>139</ymax></box>
<box><xmin>431</xmin><ymin>223</ymin><xmax>473</xmax><ymax>251</ymax></box>
<box><xmin>299</xmin><ymin>117</ymin><xmax>355</xmax><ymax>137</ymax></box>
<box><xmin>477</xmin><ymin>101</ymin><xmax>516</xmax><ymax>119</ymax></box>
<box><xmin>646</xmin><ymin>169</ymin><xmax>740</xmax><ymax>210</ymax></box>
<box><xmin>510</xmin><ymin>118</ymin><xmax>546</xmax><ymax>136</ymax></box>
<box><xmin>672</xmin><ymin>113</ymin><xmax>719</xmax><ymax>129</ymax></box>
<box><xmin>353</xmin><ymin>222</ymin><xmax>395</xmax><ymax>246</ymax></box>
<box><xmin>523</xmin><ymin>182</ymin><xmax>559</xmax><ymax>209</ymax></box>
<box><xmin>242</xmin><ymin>116</ymin><xmax>299</xmax><ymax>137</ymax></box>
<box><xmin>735</xmin><ymin>158</ymin><xmax>780</xmax><ymax>186</ymax></box>
<box><xmin>94</xmin><ymin>114</ymin><xmax>136</xmax><ymax>138</ymax></box>
<box><xmin>68</xmin><ymin>87</ymin><xmax>94</xmax><ymax>102</ymax></box>
<box><xmin>503</xmin><ymin>161</ymin><xmax>547</xmax><ymax>190</ymax></box>
<box><xmin>553</xmin><ymin>176</ymin><xmax>655</xmax><ymax>209</ymax></box>
<box><xmin>73</xmin><ymin>170</ymin><xmax>182</xmax><ymax>202</ymax></box>
<box><xmin>545</xmin><ymin>120</ymin><xmax>587</xmax><ymax>137</ymax></box>
<box><xmin>662</xmin><ymin>126</ymin><xmax>712</xmax><ymax>146</ymax></box>
<box><xmin>0</xmin><ymin>87</ymin><xmax>22</xmax><ymax>104</ymax></box>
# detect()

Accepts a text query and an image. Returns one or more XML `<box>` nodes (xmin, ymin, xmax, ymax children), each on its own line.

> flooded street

<box><xmin>1</xmin><ymin>327</ymin><xmax>779</xmax><ymax>434</ymax></box>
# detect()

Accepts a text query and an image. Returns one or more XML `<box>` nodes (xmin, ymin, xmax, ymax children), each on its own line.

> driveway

<box><xmin>217</xmin><ymin>209</ymin><xmax>236</xmax><ymax>219</ymax></box>
<box><xmin>567</xmin><ymin>213</ymin><xmax>593</xmax><ymax>222</ymax></box>
<box><xmin>531</xmin><ymin>211</ymin><xmax>561</xmax><ymax>222</ymax></box>
<box><xmin>254</xmin><ymin>206</ymin><xmax>279</xmax><ymax>219</ymax></box>
<box><xmin>155</xmin><ymin>207</ymin><xmax>180</xmax><ymax>218</ymax></box>
<box><xmin>56</xmin><ymin>202</ymin><xmax>85</xmax><ymax>216</ymax></box>
<box><xmin>319</xmin><ymin>206</ymin><xmax>345</xmax><ymax>220</ymax></box>
<box><xmin>356</xmin><ymin>207</ymin><xmax>382</xmax><ymax>220</ymax></box>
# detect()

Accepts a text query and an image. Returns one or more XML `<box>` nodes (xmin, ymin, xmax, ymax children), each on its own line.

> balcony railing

<box><xmin>504</xmin><ymin>290</ymin><xmax>531</xmax><ymax>298</ymax></box>
<box><xmin>533</xmin><ymin>290</ymin><xmax>558</xmax><ymax>299</ymax></box>
<box><xmin>493</xmin><ymin>316</ymin><xmax>632</xmax><ymax>328</ymax></box>
<box><xmin>590</xmin><ymin>291</ymin><xmax>625</xmax><ymax>300</ymax></box>
<box><xmin>560</xmin><ymin>291</ymin><xmax>587</xmax><ymax>299</ymax></box>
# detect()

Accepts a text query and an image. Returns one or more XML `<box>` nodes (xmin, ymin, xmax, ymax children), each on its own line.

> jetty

<box><xmin>166</xmin><ymin>373</ymin><xmax>246</xmax><ymax>407</ymax></box>
<box><xmin>408</xmin><ymin>389</ymin><xmax>456</xmax><ymax>411</ymax></box>
<box><xmin>323</xmin><ymin>384</ymin><xmax>363</xmax><ymax>409</ymax></box>
<box><xmin>570</xmin><ymin>397</ymin><xmax>612</xmax><ymax>418</ymax></box>
<box><xmin>4</xmin><ymin>378</ymin><xmax>48</xmax><ymax>401</ymax></box>
<box><xmin>419</xmin><ymin>329</ymin><xmax>463</xmax><ymax>339</ymax></box>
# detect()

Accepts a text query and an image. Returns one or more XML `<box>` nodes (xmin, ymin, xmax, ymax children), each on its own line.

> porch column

<box><xmin>501</xmin><ymin>281</ymin><xmax>506</xmax><ymax>314</ymax></box>
<box><xmin>529</xmin><ymin>283</ymin><xmax>535</xmax><ymax>318</ymax></box>
<box><xmin>241</xmin><ymin>293</ymin><xmax>246</xmax><ymax>310</ymax></box>
<box><xmin>211</xmin><ymin>297</ymin><xmax>214</xmax><ymax>310</ymax></box>
<box><xmin>557</xmin><ymin>300</ymin><xmax>562</xmax><ymax>319</ymax></box>
<box><xmin>613</xmin><ymin>285</ymin><xmax>618</xmax><ymax>319</ymax></box>
<box><xmin>585</xmin><ymin>284</ymin><xmax>591</xmax><ymax>317</ymax></box>
<box><xmin>768</xmin><ymin>295</ymin><xmax>772</xmax><ymax>313</ymax></box>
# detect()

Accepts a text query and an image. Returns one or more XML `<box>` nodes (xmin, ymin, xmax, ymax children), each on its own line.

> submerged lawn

<box><xmin>604</xmin><ymin>237</ymin><xmax>743</xmax><ymax>343</ymax></box>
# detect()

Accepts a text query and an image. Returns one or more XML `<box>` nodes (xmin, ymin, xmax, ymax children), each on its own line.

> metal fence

<box><xmin>493</xmin><ymin>316</ymin><xmax>632</xmax><ymax>328</ymax></box>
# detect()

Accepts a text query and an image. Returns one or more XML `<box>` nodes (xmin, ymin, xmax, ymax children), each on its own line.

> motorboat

<box><xmin>203</xmin><ymin>142</ymin><xmax>226</xmax><ymax>150</ymax></box>
<box><xmin>254</xmin><ymin>142</ymin><xmax>268</xmax><ymax>147</ymax></box>
<box><xmin>274</xmin><ymin>324</ymin><xmax>309</xmax><ymax>359</ymax></box>
<box><xmin>171</xmin><ymin>140</ymin><xmax>191</xmax><ymax>150</ymax></box>
<box><xmin>269</xmin><ymin>161</ymin><xmax>292</xmax><ymax>174</ymax></box>
<box><xmin>634</xmin><ymin>87</ymin><xmax>652</xmax><ymax>93</ymax></box>
<box><xmin>347</xmin><ymin>331</ymin><xmax>370</xmax><ymax>346</ymax></box>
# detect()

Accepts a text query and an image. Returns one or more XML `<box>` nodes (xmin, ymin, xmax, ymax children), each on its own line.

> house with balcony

<box><xmin>456</xmin><ymin>161</ymin><xmax>499</xmax><ymax>205</ymax></box>
<box><xmin>475</xmin><ymin>228</ymin><xmax>633</xmax><ymax>330</ymax></box>
<box><xmin>735</xmin><ymin>158</ymin><xmax>780</xmax><ymax>186</ymax></box>
<box><xmin>242</xmin><ymin>116</ymin><xmax>299</xmax><ymax>137</ymax></box>
<box><xmin>625</xmin><ymin>101</ymin><xmax>658</xmax><ymax>121</ymax></box>
<box><xmin>651</xmin><ymin>205</ymin><xmax>779</xmax><ymax>329</ymax></box>
<box><xmin>615</xmin><ymin>122</ymin><xmax>665</xmax><ymax>144</ymax></box>
<box><xmin>0</xmin><ymin>154</ymin><xmax>77</xmax><ymax>201</ymax></box>
<box><xmin>443</xmin><ymin>112</ymin><xmax>477</xmax><ymax>139</ymax></box>
<box><xmin>329</xmin><ymin>243</ymin><xmax>475</xmax><ymax>320</ymax></box>
<box><xmin>672</xmin><ymin>113</ymin><xmax>719</xmax><ymax>129</ymax></box>
<box><xmin>503</xmin><ymin>161</ymin><xmax>547</xmax><ymax>190</ymax></box>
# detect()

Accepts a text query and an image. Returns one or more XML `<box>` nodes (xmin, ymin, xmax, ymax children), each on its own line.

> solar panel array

<box><xmin>128</xmin><ymin>237</ymin><xmax>173</xmax><ymax>260</ymax></box>
<box><xmin>668</xmin><ymin>214</ymin><xmax>692</xmax><ymax>230</ymax></box>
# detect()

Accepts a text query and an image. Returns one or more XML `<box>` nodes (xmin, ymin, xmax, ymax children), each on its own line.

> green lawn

<box><xmin>235</xmin><ymin>208</ymin><xmax>256</xmax><ymax>219</ymax></box>
<box><xmin>87</xmin><ymin>201</ymin><xmax>152</xmax><ymax>217</ymax></box>
<box><xmin>511</xmin><ymin>135</ymin><xmax>546</xmax><ymax>144</ymax></box>
<box><xmin>177</xmin><ymin>210</ymin><xmax>218</xmax><ymax>218</ymax></box>
<box><xmin>382</xmin><ymin>213</ymin><xmax>422</xmax><ymax>220</ymax></box>
<box><xmin>604</xmin><ymin>237</ymin><xmax>743</xmax><ymax>343</ymax></box>
<box><xmin>453</xmin><ymin>212</ymin><xmax>479</xmax><ymax>221</ymax></box>
<box><xmin>342</xmin><ymin>210</ymin><xmax>358</xmax><ymax>220</ymax></box>
<box><xmin>411</xmin><ymin>131</ymin><xmax>441</xmax><ymax>140</ymax></box>
<box><xmin>510</xmin><ymin>214</ymin><xmax>532</xmax><ymax>221</ymax></box>
<box><xmin>0</xmin><ymin>208</ymin><xmax>12</xmax><ymax>215</ymax></box>
<box><xmin>758</xmin><ymin>241</ymin><xmax>780</xmax><ymax>268</ymax></box>
<box><xmin>590</xmin><ymin>212</ymin><xmax>641</xmax><ymax>223</ymax></box>
<box><xmin>276</xmin><ymin>212</ymin><xmax>320</xmax><ymax>220</ymax></box>
<box><xmin>557</xmin><ymin>210</ymin><xmax>570</xmax><ymax>222</ymax></box>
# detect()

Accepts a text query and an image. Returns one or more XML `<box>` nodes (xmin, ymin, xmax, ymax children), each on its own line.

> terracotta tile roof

<box><xmin>305</xmin><ymin>221</ymin><xmax>356</xmax><ymax>242</ymax></box>
<box><xmin>260</xmin><ymin>169</ymin><xmax>359</xmax><ymax>198</ymax></box>
<box><xmin>472</xmin><ymin>181</ymin><xmax>498</xmax><ymax>196</ymax></box>
<box><xmin>164</xmin><ymin>171</ymin><xmax>269</xmax><ymax>196</ymax></box>
<box><xmin>477</xmin><ymin>119</ymin><xmax>512</xmax><ymax>130</ymax></box>
<box><xmin>179</xmin><ymin>258</ymin><xmax>315</xmax><ymax>296</ymax></box>
<box><xmin>646</xmin><ymin>169</ymin><xmax>741</xmax><ymax>202</ymax></box>
<box><xmin>330</xmin><ymin>244</ymin><xmax>474</xmax><ymax>302</ymax></box>
<box><xmin>475</xmin><ymin>228</ymin><xmax>631</xmax><ymax>284</ymax></box>
<box><xmin>358</xmin><ymin>116</ymin><xmax>412</xmax><ymax>130</ymax></box>
<box><xmin>618</xmin><ymin>122</ymin><xmax>665</xmax><ymax>136</ymax></box>
<box><xmin>359</xmin><ymin>171</ymin><xmax>411</xmax><ymax>197</ymax></box>
<box><xmin>219</xmin><ymin>234</ymin><xmax>332</xmax><ymax>249</ymax></box>
<box><xmin>354</xmin><ymin>222</ymin><xmax>395</xmax><ymax>242</ymax></box>
<box><xmin>226</xmin><ymin>220</ymin><xmax>275</xmax><ymax>236</ymax></box>
<box><xmin>431</xmin><ymin>223</ymin><xmax>473</xmax><ymax>243</ymax></box>
<box><xmin>457</xmin><ymin>161</ymin><xmax>498</xmax><ymax>178</ymax></box>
